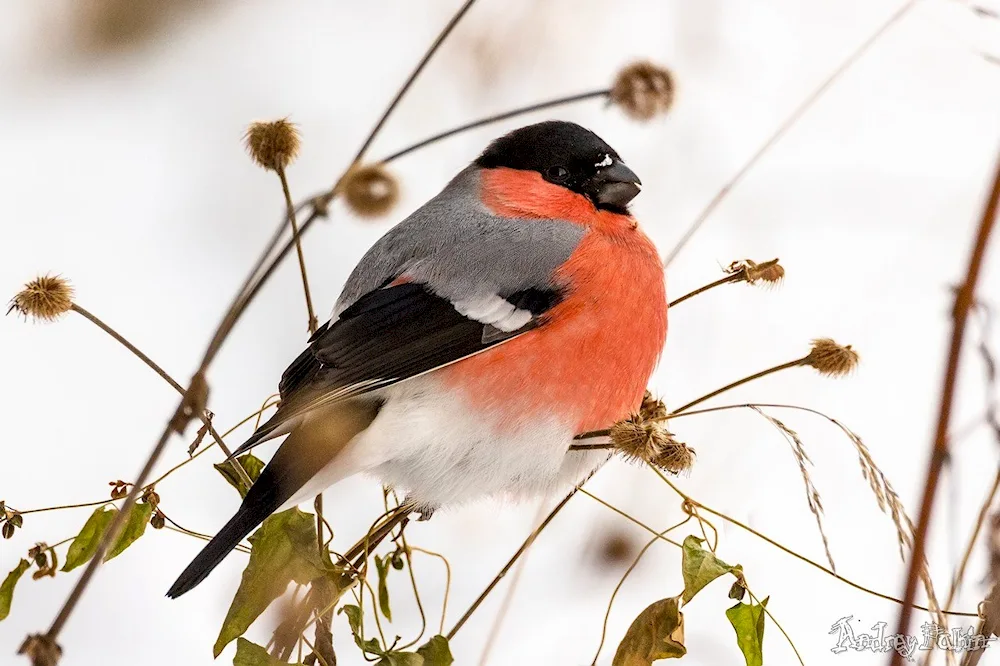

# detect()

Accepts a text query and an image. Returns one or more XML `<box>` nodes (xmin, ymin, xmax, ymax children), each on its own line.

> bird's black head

<box><xmin>476</xmin><ymin>120</ymin><xmax>642</xmax><ymax>214</ymax></box>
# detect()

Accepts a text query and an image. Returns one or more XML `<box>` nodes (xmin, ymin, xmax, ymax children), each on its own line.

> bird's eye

<box><xmin>546</xmin><ymin>165</ymin><xmax>569</xmax><ymax>182</ymax></box>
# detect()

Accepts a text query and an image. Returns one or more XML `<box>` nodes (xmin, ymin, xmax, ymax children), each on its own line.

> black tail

<box><xmin>165</xmin><ymin>501</ymin><xmax>269</xmax><ymax>598</ymax></box>
<box><xmin>166</xmin><ymin>401</ymin><xmax>381</xmax><ymax>598</ymax></box>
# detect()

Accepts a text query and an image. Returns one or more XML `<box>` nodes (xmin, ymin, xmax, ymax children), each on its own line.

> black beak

<box><xmin>587</xmin><ymin>160</ymin><xmax>642</xmax><ymax>210</ymax></box>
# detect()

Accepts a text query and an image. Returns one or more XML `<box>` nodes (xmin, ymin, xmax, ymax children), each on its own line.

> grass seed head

<box><xmin>244</xmin><ymin>119</ymin><xmax>300</xmax><ymax>171</ymax></box>
<box><xmin>341</xmin><ymin>163</ymin><xmax>400</xmax><ymax>219</ymax></box>
<box><xmin>8</xmin><ymin>275</ymin><xmax>74</xmax><ymax>323</ymax></box>
<box><xmin>804</xmin><ymin>338</ymin><xmax>859</xmax><ymax>377</ymax></box>
<box><xmin>610</xmin><ymin>61</ymin><xmax>675</xmax><ymax>121</ymax></box>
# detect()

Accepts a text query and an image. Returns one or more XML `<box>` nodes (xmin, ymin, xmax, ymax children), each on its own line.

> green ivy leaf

<box><xmin>104</xmin><ymin>501</ymin><xmax>153</xmax><ymax>561</ymax></box>
<box><xmin>233</xmin><ymin>637</ymin><xmax>304</xmax><ymax>666</ymax></box>
<box><xmin>612</xmin><ymin>595</ymin><xmax>686</xmax><ymax>666</ymax></box>
<box><xmin>0</xmin><ymin>559</ymin><xmax>30</xmax><ymax>621</ymax></box>
<box><xmin>726</xmin><ymin>597</ymin><xmax>768</xmax><ymax>666</ymax></box>
<box><xmin>215</xmin><ymin>455</ymin><xmax>266</xmax><ymax>499</ymax></box>
<box><xmin>378</xmin><ymin>653</ymin><xmax>424</xmax><ymax>666</ymax></box>
<box><xmin>62</xmin><ymin>507</ymin><xmax>117</xmax><ymax>572</ymax></box>
<box><xmin>338</xmin><ymin>604</ymin><xmax>384</xmax><ymax>656</ymax></box>
<box><xmin>214</xmin><ymin>509</ymin><xmax>323</xmax><ymax>657</ymax></box>
<box><xmin>416</xmin><ymin>635</ymin><xmax>454</xmax><ymax>666</ymax></box>
<box><xmin>681</xmin><ymin>535</ymin><xmax>735</xmax><ymax>604</ymax></box>
<box><xmin>375</xmin><ymin>554</ymin><xmax>393</xmax><ymax>622</ymax></box>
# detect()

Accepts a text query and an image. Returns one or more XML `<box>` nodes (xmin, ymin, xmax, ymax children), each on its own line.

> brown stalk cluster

<box><xmin>610</xmin><ymin>392</ymin><xmax>695</xmax><ymax>474</ymax></box>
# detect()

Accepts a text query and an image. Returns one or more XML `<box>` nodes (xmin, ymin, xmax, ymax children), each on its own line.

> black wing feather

<box><xmin>234</xmin><ymin>283</ymin><xmax>558</xmax><ymax>455</ymax></box>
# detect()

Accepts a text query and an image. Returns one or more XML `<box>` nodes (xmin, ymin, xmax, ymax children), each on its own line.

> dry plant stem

<box><xmin>893</xmin><ymin>148</ymin><xmax>1000</xmax><ymax>665</ymax></box>
<box><xmin>745</xmin><ymin>587</ymin><xmax>805</xmax><ymax>666</ymax></box>
<box><xmin>477</xmin><ymin>497</ymin><xmax>552</xmax><ymax>666</ymax></box>
<box><xmin>662</xmin><ymin>0</ymin><xmax>917</xmax><ymax>267</ymax></box>
<box><xmin>33</xmin><ymin>1</ymin><xmax>477</xmax><ymax>654</ymax></box>
<box><xmin>277</xmin><ymin>165</ymin><xmax>318</xmax><ymax>335</ymax></box>
<box><xmin>646</xmin><ymin>468</ymin><xmax>977</xmax><ymax>618</ymax></box>
<box><xmin>668</xmin><ymin>273</ymin><xmax>743</xmax><ymax>308</ymax></box>
<box><xmin>380</xmin><ymin>89</ymin><xmax>610</xmax><ymax>163</ymax></box>
<box><xmin>590</xmin><ymin>517</ymin><xmax>691</xmax><ymax>666</ymax></box>
<box><xmin>672</xmin><ymin>358</ymin><xmax>804</xmax><ymax>414</ymax></box>
<box><xmin>69</xmin><ymin>303</ymin><xmax>252</xmax><ymax>488</ymax></box>
<box><xmin>944</xmin><ymin>467</ymin><xmax>1000</xmax><ymax>614</ymax></box>
<box><xmin>410</xmin><ymin>546</ymin><xmax>452</xmax><ymax>635</ymax></box>
<box><xmin>446</xmin><ymin>488</ymin><xmax>578</xmax><ymax>640</ymax></box>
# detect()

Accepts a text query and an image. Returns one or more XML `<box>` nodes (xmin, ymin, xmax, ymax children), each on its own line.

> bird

<box><xmin>167</xmin><ymin>120</ymin><xmax>668</xmax><ymax>598</ymax></box>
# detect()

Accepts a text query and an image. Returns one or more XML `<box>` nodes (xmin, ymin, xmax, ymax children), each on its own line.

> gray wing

<box><xmin>231</xmin><ymin>166</ymin><xmax>584</xmax><ymax>456</ymax></box>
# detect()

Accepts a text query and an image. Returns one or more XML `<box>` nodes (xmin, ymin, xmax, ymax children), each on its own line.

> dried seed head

<box><xmin>340</xmin><ymin>163</ymin><xmax>399</xmax><ymax>219</ymax></box>
<box><xmin>8</xmin><ymin>275</ymin><xmax>74</xmax><ymax>322</ymax></box>
<box><xmin>639</xmin><ymin>390</ymin><xmax>668</xmax><ymax>422</ymax></box>
<box><xmin>244</xmin><ymin>119</ymin><xmax>300</xmax><ymax>171</ymax></box>
<box><xmin>804</xmin><ymin>338</ymin><xmax>860</xmax><ymax>377</ymax></box>
<box><xmin>610</xmin><ymin>61</ymin><xmax>675</xmax><ymax>121</ymax></box>
<box><xmin>611</xmin><ymin>416</ymin><xmax>695</xmax><ymax>474</ymax></box>
<box><xmin>725</xmin><ymin>258</ymin><xmax>785</xmax><ymax>288</ymax></box>
<box><xmin>150</xmin><ymin>510</ymin><xmax>165</xmax><ymax>530</ymax></box>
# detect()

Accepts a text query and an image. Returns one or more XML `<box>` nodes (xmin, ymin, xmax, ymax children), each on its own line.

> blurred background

<box><xmin>3</xmin><ymin>0</ymin><xmax>1000</xmax><ymax>664</ymax></box>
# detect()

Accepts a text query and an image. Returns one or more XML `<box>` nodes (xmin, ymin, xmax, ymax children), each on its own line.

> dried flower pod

<box><xmin>141</xmin><ymin>487</ymin><xmax>160</xmax><ymax>507</ymax></box>
<box><xmin>244</xmin><ymin>119</ymin><xmax>300</xmax><ymax>171</ymax></box>
<box><xmin>109</xmin><ymin>480</ymin><xmax>129</xmax><ymax>500</ymax></box>
<box><xmin>8</xmin><ymin>275</ymin><xmax>74</xmax><ymax>322</ymax></box>
<box><xmin>610</xmin><ymin>61</ymin><xmax>675</xmax><ymax>121</ymax></box>
<box><xmin>639</xmin><ymin>390</ymin><xmax>668</xmax><ymax>421</ymax></box>
<box><xmin>340</xmin><ymin>163</ymin><xmax>399</xmax><ymax>219</ymax></box>
<box><xmin>803</xmin><ymin>338</ymin><xmax>859</xmax><ymax>377</ymax></box>
<box><xmin>151</xmin><ymin>510</ymin><xmax>165</xmax><ymax>530</ymax></box>
<box><xmin>610</xmin><ymin>416</ymin><xmax>695</xmax><ymax>474</ymax></box>
<box><xmin>9</xmin><ymin>513</ymin><xmax>23</xmax><ymax>528</ymax></box>
<box><xmin>725</xmin><ymin>258</ymin><xmax>785</xmax><ymax>288</ymax></box>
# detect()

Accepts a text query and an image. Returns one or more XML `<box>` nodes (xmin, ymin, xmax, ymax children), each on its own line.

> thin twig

<box><xmin>276</xmin><ymin>165</ymin><xmax>317</xmax><ymax>335</ymax></box>
<box><xmin>69</xmin><ymin>303</ymin><xmax>252</xmax><ymax>488</ymax></box>
<box><xmin>380</xmin><ymin>89</ymin><xmax>610</xmax><ymax>163</ymax></box>
<box><xmin>446</xmin><ymin>489</ymin><xmax>577</xmax><ymax>640</ymax></box>
<box><xmin>672</xmin><ymin>358</ymin><xmax>804</xmax><ymax>414</ymax></box>
<box><xmin>668</xmin><ymin>273</ymin><xmax>743</xmax><ymax>308</ymax></box>
<box><xmin>645</xmin><ymin>468</ymin><xmax>977</xmax><ymax>617</ymax></box>
<box><xmin>662</xmin><ymin>0</ymin><xmax>918</xmax><ymax>267</ymax></box>
<box><xmin>892</xmin><ymin>147</ymin><xmax>1000</xmax><ymax>665</ymax></box>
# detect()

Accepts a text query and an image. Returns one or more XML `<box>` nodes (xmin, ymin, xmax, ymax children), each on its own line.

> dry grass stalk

<box><xmin>610</xmin><ymin>61</ymin><xmax>674</xmax><ymax>121</ymax></box>
<box><xmin>750</xmin><ymin>406</ymin><xmax>836</xmax><ymax>571</ymax></box>
<box><xmin>8</xmin><ymin>276</ymin><xmax>74</xmax><ymax>322</ymax></box>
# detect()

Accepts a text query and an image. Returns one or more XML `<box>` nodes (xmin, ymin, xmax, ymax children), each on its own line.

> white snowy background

<box><xmin>2</xmin><ymin>1</ymin><xmax>1000</xmax><ymax>664</ymax></box>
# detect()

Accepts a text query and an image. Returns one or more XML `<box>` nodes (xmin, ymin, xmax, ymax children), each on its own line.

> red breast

<box><xmin>437</xmin><ymin>167</ymin><xmax>668</xmax><ymax>434</ymax></box>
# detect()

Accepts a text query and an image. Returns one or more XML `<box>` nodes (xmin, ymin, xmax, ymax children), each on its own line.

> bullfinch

<box><xmin>167</xmin><ymin>120</ymin><xmax>667</xmax><ymax>598</ymax></box>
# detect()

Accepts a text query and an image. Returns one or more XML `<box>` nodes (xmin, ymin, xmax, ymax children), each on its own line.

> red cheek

<box><xmin>480</xmin><ymin>168</ymin><xmax>599</xmax><ymax>222</ymax></box>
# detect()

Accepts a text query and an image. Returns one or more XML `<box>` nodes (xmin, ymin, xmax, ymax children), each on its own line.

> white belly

<box><xmin>278</xmin><ymin>375</ymin><xmax>610</xmax><ymax>511</ymax></box>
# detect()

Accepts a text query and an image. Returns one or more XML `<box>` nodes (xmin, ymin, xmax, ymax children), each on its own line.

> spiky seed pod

<box><xmin>610</xmin><ymin>416</ymin><xmax>695</xmax><ymax>474</ymax></box>
<box><xmin>726</xmin><ymin>258</ymin><xmax>785</xmax><ymax>287</ymax></box>
<box><xmin>744</xmin><ymin>258</ymin><xmax>785</xmax><ymax>286</ymax></box>
<box><xmin>341</xmin><ymin>163</ymin><xmax>399</xmax><ymax>219</ymax></box>
<box><xmin>244</xmin><ymin>119</ymin><xmax>300</xmax><ymax>171</ymax></box>
<box><xmin>803</xmin><ymin>338</ymin><xmax>859</xmax><ymax>377</ymax></box>
<box><xmin>8</xmin><ymin>275</ymin><xmax>74</xmax><ymax>322</ymax></box>
<box><xmin>639</xmin><ymin>390</ymin><xmax>668</xmax><ymax>421</ymax></box>
<box><xmin>610</xmin><ymin>61</ymin><xmax>675</xmax><ymax>121</ymax></box>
